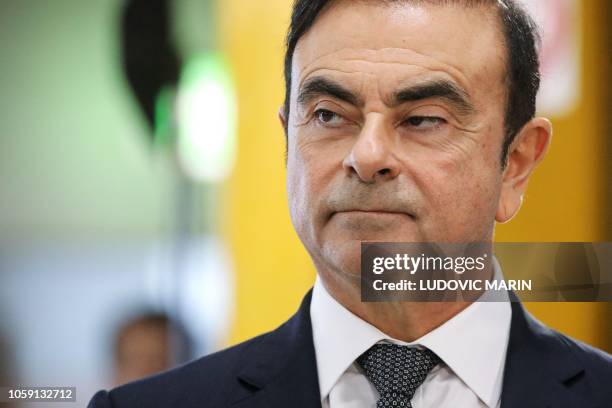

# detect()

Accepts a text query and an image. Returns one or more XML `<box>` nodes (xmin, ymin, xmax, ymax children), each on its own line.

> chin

<box><xmin>313</xmin><ymin>223</ymin><xmax>425</xmax><ymax>279</ymax></box>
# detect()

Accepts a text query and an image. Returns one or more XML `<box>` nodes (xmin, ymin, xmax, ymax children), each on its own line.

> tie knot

<box><xmin>357</xmin><ymin>343</ymin><xmax>440</xmax><ymax>403</ymax></box>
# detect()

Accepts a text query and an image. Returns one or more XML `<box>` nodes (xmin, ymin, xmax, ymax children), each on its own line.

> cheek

<box><xmin>287</xmin><ymin>131</ymin><xmax>348</xmax><ymax>205</ymax></box>
<box><xmin>286</xmin><ymin>145</ymin><xmax>327</xmax><ymax>229</ymax></box>
<box><xmin>286</xmin><ymin>156</ymin><xmax>309</xmax><ymax>226</ymax></box>
<box><xmin>411</xmin><ymin>140</ymin><xmax>501</xmax><ymax>238</ymax></box>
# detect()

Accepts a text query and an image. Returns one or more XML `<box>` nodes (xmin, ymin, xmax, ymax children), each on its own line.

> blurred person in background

<box><xmin>112</xmin><ymin>312</ymin><xmax>193</xmax><ymax>386</ymax></box>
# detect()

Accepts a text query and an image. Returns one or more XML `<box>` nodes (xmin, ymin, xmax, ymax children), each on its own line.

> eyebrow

<box><xmin>297</xmin><ymin>76</ymin><xmax>364</xmax><ymax>108</ymax></box>
<box><xmin>391</xmin><ymin>79</ymin><xmax>475</xmax><ymax>115</ymax></box>
<box><xmin>296</xmin><ymin>76</ymin><xmax>475</xmax><ymax>116</ymax></box>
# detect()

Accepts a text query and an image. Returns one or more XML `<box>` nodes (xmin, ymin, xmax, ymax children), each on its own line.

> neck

<box><xmin>318</xmin><ymin>270</ymin><xmax>473</xmax><ymax>342</ymax></box>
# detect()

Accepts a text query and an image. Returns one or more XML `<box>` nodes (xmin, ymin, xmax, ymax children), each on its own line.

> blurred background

<box><xmin>0</xmin><ymin>0</ymin><xmax>609</xmax><ymax>406</ymax></box>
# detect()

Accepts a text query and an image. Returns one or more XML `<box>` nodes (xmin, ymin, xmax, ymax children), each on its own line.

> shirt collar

<box><xmin>310</xmin><ymin>257</ymin><xmax>511</xmax><ymax>408</ymax></box>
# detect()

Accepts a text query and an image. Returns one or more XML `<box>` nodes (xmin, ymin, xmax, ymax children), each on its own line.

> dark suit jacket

<box><xmin>88</xmin><ymin>290</ymin><xmax>612</xmax><ymax>408</ymax></box>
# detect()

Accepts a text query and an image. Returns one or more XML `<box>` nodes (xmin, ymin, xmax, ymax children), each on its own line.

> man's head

<box><xmin>113</xmin><ymin>313</ymin><xmax>192</xmax><ymax>385</ymax></box>
<box><xmin>280</xmin><ymin>0</ymin><xmax>551</xmax><ymax>280</ymax></box>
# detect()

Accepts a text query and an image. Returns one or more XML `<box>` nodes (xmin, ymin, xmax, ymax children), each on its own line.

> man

<box><xmin>89</xmin><ymin>0</ymin><xmax>611</xmax><ymax>407</ymax></box>
<box><xmin>111</xmin><ymin>312</ymin><xmax>193</xmax><ymax>386</ymax></box>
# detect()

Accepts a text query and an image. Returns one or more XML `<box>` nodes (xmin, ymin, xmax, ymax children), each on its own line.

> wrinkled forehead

<box><xmin>292</xmin><ymin>1</ymin><xmax>506</xmax><ymax>99</ymax></box>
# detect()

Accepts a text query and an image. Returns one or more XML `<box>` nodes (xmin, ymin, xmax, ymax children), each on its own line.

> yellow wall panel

<box><xmin>218</xmin><ymin>1</ymin><xmax>315</xmax><ymax>345</ymax></box>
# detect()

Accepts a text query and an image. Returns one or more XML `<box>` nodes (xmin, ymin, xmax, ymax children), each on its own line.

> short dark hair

<box><xmin>283</xmin><ymin>0</ymin><xmax>541</xmax><ymax>166</ymax></box>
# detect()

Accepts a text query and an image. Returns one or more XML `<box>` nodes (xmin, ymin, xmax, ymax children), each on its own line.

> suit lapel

<box><xmin>232</xmin><ymin>289</ymin><xmax>322</xmax><ymax>408</ymax></box>
<box><xmin>501</xmin><ymin>293</ymin><xmax>589</xmax><ymax>408</ymax></box>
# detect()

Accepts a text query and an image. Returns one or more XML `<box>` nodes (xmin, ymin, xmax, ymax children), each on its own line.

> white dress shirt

<box><xmin>310</xmin><ymin>259</ymin><xmax>511</xmax><ymax>408</ymax></box>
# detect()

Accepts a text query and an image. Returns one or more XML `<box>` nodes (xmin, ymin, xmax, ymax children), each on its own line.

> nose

<box><xmin>342</xmin><ymin>117</ymin><xmax>400</xmax><ymax>183</ymax></box>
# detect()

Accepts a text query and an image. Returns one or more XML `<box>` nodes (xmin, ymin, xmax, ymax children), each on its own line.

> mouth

<box><xmin>330</xmin><ymin>210</ymin><xmax>415</xmax><ymax>220</ymax></box>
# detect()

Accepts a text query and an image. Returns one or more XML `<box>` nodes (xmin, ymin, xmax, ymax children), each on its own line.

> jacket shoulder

<box><xmin>88</xmin><ymin>331</ymin><xmax>272</xmax><ymax>408</ymax></box>
<box><xmin>552</xmin><ymin>328</ymin><xmax>612</xmax><ymax>377</ymax></box>
<box><xmin>535</xmin><ymin>317</ymin><xmax>612</xmax><ymax>404</ymax></box>
<box><xmin>528</xmin><ymin>309</ymin><xmax>612</xmax><ymax>378</ymax></box>
<box><xmin>517</xmin><ymin>301</ymin><xmax>611</xmax><ymax>374</ymax></box>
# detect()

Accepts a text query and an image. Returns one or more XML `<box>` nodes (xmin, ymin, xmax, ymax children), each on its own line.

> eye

<box><xmin>314</xmin><ymin>109</ymin><xmax>344</xmax><ymax>126</ymax></box>
<box><xmin>404</xmin><ymin>116</ymin><xmax>446</xmax><ymax>130</ymax></box>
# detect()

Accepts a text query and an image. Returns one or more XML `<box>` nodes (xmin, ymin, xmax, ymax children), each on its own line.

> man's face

<box><xmin>285</xmin><ymin>1</ymin><xmax>508</xmax><ymax>277</ymax></box>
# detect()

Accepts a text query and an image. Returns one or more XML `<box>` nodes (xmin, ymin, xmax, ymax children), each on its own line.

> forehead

<box><xmin>292</xmin><ymin>1</ymin><xmax>506</xmax><ymax>99</ymax></box>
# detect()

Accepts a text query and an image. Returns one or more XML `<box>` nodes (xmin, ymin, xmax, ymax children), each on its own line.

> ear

<box><xmin>279</xmin><ymin>106</ymin><xmax>289</xmax><ymax>165</ymax></box>
<box><xmin>278</xmin><ymin>106</ymin><xmax>287</xmax><ymax>131</ymax></box>
<box><xmin>496</xmin><ymin>117</ymin><xmax>552</xmax><ymax>223</ymax></box>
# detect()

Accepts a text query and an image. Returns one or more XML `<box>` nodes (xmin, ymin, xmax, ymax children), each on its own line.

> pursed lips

<box><xmin>330</xmin><ymin>209</ymin><xmax>415</xmax><ymax>219</ymax></box>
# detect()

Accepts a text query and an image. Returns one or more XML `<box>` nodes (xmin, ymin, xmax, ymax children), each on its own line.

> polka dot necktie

<box><xmin>356</xmin><ymin>343</ymin><xmax>440</xmax><ymax>407</ymax></box>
